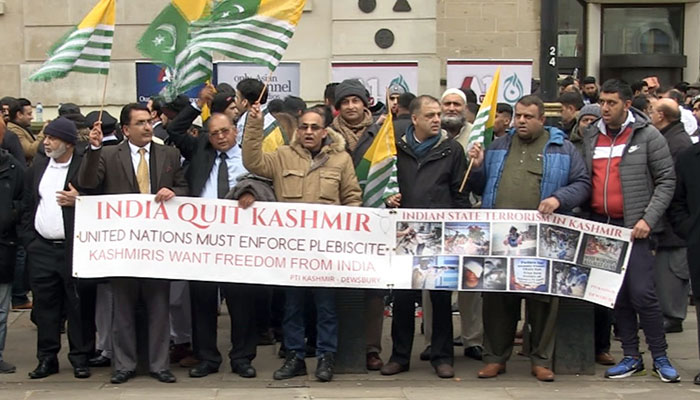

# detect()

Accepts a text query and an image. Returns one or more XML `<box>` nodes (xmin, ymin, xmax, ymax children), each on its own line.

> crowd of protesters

<box><xmin>0</xmin><ymin>75</ymin><xmax>698</xmax><ymax>386</ymax></box>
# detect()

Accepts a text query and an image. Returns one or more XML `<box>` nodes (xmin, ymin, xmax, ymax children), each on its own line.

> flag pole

<box><xmin>458</xmin><ymin>158</ymin><xmax>474</xmax><ymax>193</ymax></box>
<box><xmin>97</xmin><ymin>72</ymin><xmax>109</xmax><ymax>122</ymax></box>
<box><xmin>256</xmin><ymin>70</ymin><xmax>274</xmax><ymax>104</ymax></box>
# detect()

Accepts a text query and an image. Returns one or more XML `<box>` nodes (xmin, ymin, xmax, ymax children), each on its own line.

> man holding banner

<box><xmin>166</xmin><ymin>85</ymin><xmax>262</xmax><ymax>379</ymax></box>
<box><xmin>469</xmin><ymin>95</ymin><xmax>590</xmax><ymax>382</ymax></box>
<box><xmin>242</xmin><ymin>103</ymin><xmax>362</xmax><ymax>382</ymax></box>
<box><xmin>78</xmin><ymin>104</ymin><xmax>188</xmax><ymax>384</ymax></box>
<box><xmin>381</xmin><ymin>95</ymin><xmax>471</xmax><ymax>379</ymax></box>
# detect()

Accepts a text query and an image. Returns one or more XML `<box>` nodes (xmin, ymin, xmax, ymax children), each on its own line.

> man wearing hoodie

<box><xmin>582</xmin><ymin>79</ymin><xmax>679</xmax><ymax>383</ymax></box>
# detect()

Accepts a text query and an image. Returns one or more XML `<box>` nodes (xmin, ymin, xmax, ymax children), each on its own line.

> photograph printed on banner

<box><xmin>509</xmin><ymin>258</ymin><xmax>550</xmax><ymax>293</ymax></box>
<box><xmin>461</xmin><ymin>256</ymin><xmax>508</xmax><ymax>290</ymax></box>
<box><xmin>538</xmin><ymin>224</ymin><xmax>580</xmax><ymax>262</ymax></box>
<box><xmin>552</xmin><ymin>262</ymin><xmax>590</xmax><ymax>298</ymax></box>
<box><xmin>412</xmin><ymin>256</ymin><xmax>459</xmax><ymax>290</ymax></box>
<box><xmin>396</xmin><ymin>222</ymin><xmax>443</xmax><ymax>255</ymax></box>
<box><xmin>576</xmin><ymin>234</ymin><xmax>628</xmax><ymax>273</ymax></box>
<box><xmin>483</xmin><ymin>257</ymin><xmax>508</xmax><ymax>290</ymax></box>
<box><xmin>492</xmin><ymin>223</ymin><xmax>537</xmax><ymax>256</ymax></box>
<box><xmin>445</xmin><ymin>222</ymin><xmax>490</xmax><ymax>255</ymax></box>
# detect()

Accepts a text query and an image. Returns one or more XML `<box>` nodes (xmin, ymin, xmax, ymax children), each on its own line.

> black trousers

<box><xmin>190</xmin><ymin>282</ymin><xmax>265</xmax><ymax>368</ymax></box>
<box><xmin>594</xmin><ymin>304</ymin><xmax>613</xmax><ymax>354</ymax></box>
<box><xmin>389</xmin><ymin>290</ymin><xmax>453</xmax><ymax>367</ymax></box>
<box><xmin>27</xmin><ymin>238</ymin><xmax>96</xmax><ymax>367</ymax></box>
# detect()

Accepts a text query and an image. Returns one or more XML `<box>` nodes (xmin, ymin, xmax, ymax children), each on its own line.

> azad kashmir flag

<box><xmin>137</xmin><ymin>0</ymin><xmax>211</xmax><ymax>99</ymax></box>
<box><xmin>355</xmin><ymin>112</ymin><xmax>399</xmax><ymax>207</ymax></box>
<box><xmin>29</xmin><ymin>0</ymin><xmax>116</xmax><ymax>81</ymax></box>
<box><xmin>467</xmin><ymin>67</ymin><xmax>502</xmax><ymax>148</ymax></box>
<box><xmin>189</xmin><ymin>0</ymin><xmax>306</xmax><ymax>152</ymax></box>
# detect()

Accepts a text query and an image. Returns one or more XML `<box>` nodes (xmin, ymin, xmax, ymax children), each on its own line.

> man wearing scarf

<box><xmin>380</xmin><ymin>95</ymin><xmax>472</xmax><ymax>379</ymax></box>
<box><xmin>331</xmin><ymin>79</ymin><xmax>375</xmax><ymax>152</ymax></box>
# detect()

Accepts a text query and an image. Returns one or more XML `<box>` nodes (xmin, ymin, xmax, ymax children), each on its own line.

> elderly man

<box><xmin>243</xmin><ymin>104</ymin><xmax>362</xmax><ymax>382</ymax></box>
<box><xmin>21</xmin><ymin>118</ymin><xmax>95</xmax><ymax>379</ymax></box>
<box><xmin>469</xmin><ymin>95</ymin><xmax>590</xmax><ymax>382</ymax></box>
<box><xmin>648</xmin><ymin>98</ymin><xmax>693</xmax><ymax>334</ymax></box>
<box><xmin>440</xmin><ymin>88</ymin><xmax>473</xmax><ymax>149</ymax></box>
<box><xmin>167</xmin><ymin>86</ymin><xmax>264</xmax><ymax>379</ymax></box>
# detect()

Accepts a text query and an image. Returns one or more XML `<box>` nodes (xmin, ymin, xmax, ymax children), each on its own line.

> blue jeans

<box><xmin>283</xmin><ymin>288</ymin><xmax>337</xmax><ymax>359</ymax></box>
<box><xmin>0</xmin><ymin>283</ymin><xmax>11</xmax><ymax>361</ymax></box>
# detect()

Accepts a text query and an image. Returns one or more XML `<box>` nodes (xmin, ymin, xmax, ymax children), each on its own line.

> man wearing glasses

<box><xmin>165</xmin><ymin>86</ymin><xmax>262</xmax><ymax>379</ymax></box>
<box><xmin>243</xmin><ymin>103</ymin><xmax>362</xmax><ymax>383</ymax></box>
<box><xmin>78</xmin><ymin>103</ymin><xmax>188</xmax><ymax>384</ymax></box>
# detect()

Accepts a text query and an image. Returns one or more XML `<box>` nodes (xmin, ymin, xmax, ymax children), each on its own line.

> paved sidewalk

<box><xmin>1</xmin><ymin>305</ymin><xmax>699</xmax><ymax>399</ymax></box>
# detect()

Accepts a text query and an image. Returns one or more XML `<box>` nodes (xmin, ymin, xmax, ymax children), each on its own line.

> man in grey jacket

<box><xmin>582</xmin><ymin>79</ymin><xmax>679</xmax><ymax>383</ymax></box>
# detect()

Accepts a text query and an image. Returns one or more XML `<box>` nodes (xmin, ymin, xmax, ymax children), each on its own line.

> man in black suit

<box><xmin>167</xmin><ymin>86</ymin><xmax>260</xmax><ymax>378</ymax></box>
<box><xmin>21</xmin><ymin>117</ymin><xmax>96</xmax><ymax>379</ymax></box>
<box><xmin>78</xmin><ymin>103</ymin><xmax>188</xmax><ymax>384</ymax></box>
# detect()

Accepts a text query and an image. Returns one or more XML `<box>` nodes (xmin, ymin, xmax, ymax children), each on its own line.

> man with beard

<box><xmin>21</xmin><ymin>117</ymin><xmax>96</xmax><ymax>379</ymax></box>
<box><xmin>582</xmin><ymin>76</ymin><xmax>599</xmax><ymax>105</ymax></box>
<box><xmin>439</xmin><ymin>89</ymin><xmax>472</xmax><ymax>151</ymax></box>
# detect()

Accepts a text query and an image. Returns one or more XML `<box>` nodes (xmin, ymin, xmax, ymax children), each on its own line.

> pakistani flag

<box><xmin>467</xmin><ymin>67</ymin><xmax>501</xmax><ymax>148</ymax></box>
<box><xmin>355</xmin><ymin>112</ymin><xmax>399</xmax><ymax>207</ymax></box>
<box><xmin>185</xmin><ymin>0</ymin><xmax>306</xmax><ymax>70</ymax></box>
<box><xmin>29</xmin><ymin>0</ymin><xmax>116</xmax><ymax>81</ymax></box>
<box><xmin>137</xmin><ymin>0</ymin><xmax>211</xmax><ymax>99</ymax></box>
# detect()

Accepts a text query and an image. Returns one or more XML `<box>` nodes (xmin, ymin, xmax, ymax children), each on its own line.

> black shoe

<box><xmin>232</xmin><ymin>362</ymin><xmax>256</xmax><ymax>378</ymax></box>
<box><xmin>453</xmin><ymin>336</ymin><xmax>464</xmax><ymax>346</ymax></box>
<box><xmin>273</xmin><ymin>351</ymin><xmax>307</xmax><ymax>380</ymax></box>
<box><xmin>694</xmin><ymin>372</ymin><xmax>700</xmax><ymax>385</ymax></box>
<box><xmin>419</xmin><ymin>346</ymin><xmax>431</xmax><ymax>361</ymax></box>
<box><xmin>110</xmin><ymin>370</ymin><xmax>134</xmax><ymax>384</ymax></box>
<box><xmin>28</xmin><ymin>359</ymin><xmax>59</xmax><ymax>379</ymax></box>
<box><xmin>189</xmin><ymin>362</ymin><xmax>218</xmax><ymax>378</ymax></box>
<box><xmin>664</xmin><ymin>319</ymin><xmax>683</xmax><ymax>333</ymax></box>
<box><xmin>464</xmin><ymin>345</ymin><xmax>483</xmax><ymax>361</ymax></box>
<box><xmin>150</xmin><ymin>369</ymin><xmax>177</xmax><ymax>383</ymax></box>
<box><xmin>88</xmin><ymin>355</ymin><xmax>111</xmax><ymax>368</ymax></box>
<box><xmin>74</xmin><ymin>366</ymin><xmax>91</xmax><ymax>379</ymax></box>
<box><xmin>315</xmin><ymin>352</ymin><xmax>334</xmax><ymax>382</ymax></box>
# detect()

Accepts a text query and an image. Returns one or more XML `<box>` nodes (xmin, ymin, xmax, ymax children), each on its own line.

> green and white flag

<box><xmin>182</xmin><ymin>0</ymin><xmax>305</xmax><ymax>71</ymax></box>
<box><xmin>137</xmin><ymin>0</ymin><xmax>211</xmax><ymax>99</ymax></box>
<box><xmin>29</xmin><ymin>0</ymin><xmax>116</xmax><ymax>82</ymax></box>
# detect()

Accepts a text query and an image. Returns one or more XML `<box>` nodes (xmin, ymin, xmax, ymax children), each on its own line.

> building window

<box><xmin>602</xmin><ymin>5</ymin><xmax>683</xmax><ymax>55</ymax></box>
<box><xmin>558</xmin><ymin>0</ymin><xmax>585</xmax><ymax>57</ymax></box>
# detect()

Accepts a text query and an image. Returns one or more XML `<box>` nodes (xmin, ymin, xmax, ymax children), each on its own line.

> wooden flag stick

<box><xmin>97</xmin><ymin>72</ymin><xmax>109</xmax><ymax>122</ymax></box>
<box><xmin>458</xmin><ymin>157</ymin><xmax>475</xmax><ymax>193</ymax></box>
<box><xmin>256</xmin><ymin>70</ymin><xmax>274</xmax><ymax>104</ymax></box>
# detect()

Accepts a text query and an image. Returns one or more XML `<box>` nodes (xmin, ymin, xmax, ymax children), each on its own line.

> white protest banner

<box><xmin>215</xmin><ymin>61</ymin><xmax>300</xmax><ymax>100</ymax></box>
<box><xmin>73</xmin><ymin>195</ymin><xmax>395</xmax><ymax>289</ymax></box>
<box><xmin>73</xmin><ymin>197</ymin><xmax>632</xmax><ymax>307</ymax></box>
<box><xmin>331</xmin><ymin>61</ymin><xmax>418</xmax><ymax>106</ymax></box>
<box><xmin>393</xmin><ymin>209</ymin><xmax>632</xmax><ymax>308</ymax></box>
<box><xmin>446</xmin><ymin>59</ymin><xmax>533</xmax><ymax>106</ymax></box>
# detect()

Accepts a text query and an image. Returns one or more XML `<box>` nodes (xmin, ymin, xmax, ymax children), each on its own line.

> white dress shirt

<box><xmin>200</xmin><ymin>145</ymin><xmax>248</xmax><ymax>199</ymax></box>
<box><xmin>128</xmin><ymin>141</ymin><xmax>151</xmax><ymax>193</ymax></box>
<box><xmin>35</xmin><ymin>157</ymin><xmax>72</xmax><ymax>240</ymax></box>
